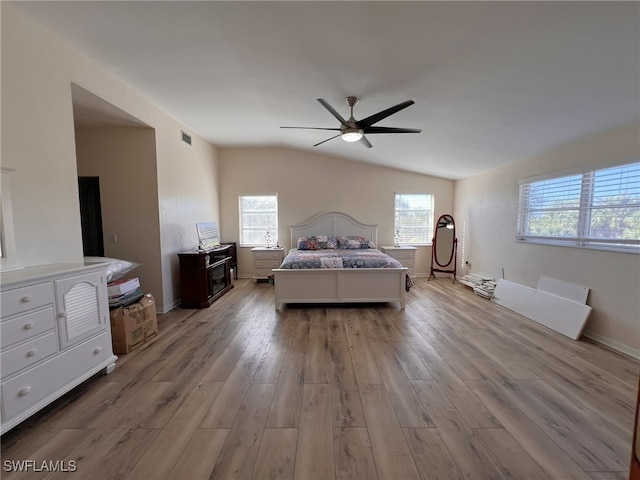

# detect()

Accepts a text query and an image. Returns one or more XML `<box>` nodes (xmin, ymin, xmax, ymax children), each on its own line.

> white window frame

<box><xmin>238</xmin><ymin>193</ymin><xmax>278</xmax><ymax>247</ymax></box>
<box><xmin>516</xmin><ymin>160</ymin><xmax>640</xmax><ymax>253</ymax></box>
<box><xmin>394</xmin><ymin>192</ymin><xmax>435</xmax><ymax>246</ymax></box>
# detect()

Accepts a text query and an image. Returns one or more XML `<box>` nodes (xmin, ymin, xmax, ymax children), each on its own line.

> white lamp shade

<box><xmin>341</xmin><ymin>129</ymin><xmax>363</xmax><ymax>142</ymax></box>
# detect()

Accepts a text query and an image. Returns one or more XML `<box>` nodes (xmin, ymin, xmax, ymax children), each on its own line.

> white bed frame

<box><xmin>272</xmin><ymin>211</ymin><xmax>407</xmax><ymax>310</ymax></box>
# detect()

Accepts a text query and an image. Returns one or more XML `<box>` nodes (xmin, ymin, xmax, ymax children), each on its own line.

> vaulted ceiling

<box><xmin>11</xmin><ymin>1</ymin><xmax>640</xmax><ymax>179</ymax></box>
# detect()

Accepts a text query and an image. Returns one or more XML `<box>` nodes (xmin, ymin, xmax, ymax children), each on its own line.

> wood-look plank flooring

<box><xmin>1</xmin><ymin>277</ymin><xmax>638</xmax><ymax>480</ymax></box>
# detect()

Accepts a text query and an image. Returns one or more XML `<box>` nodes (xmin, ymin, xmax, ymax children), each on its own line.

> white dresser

<box><xmin>1</xmin><ymin>263</ymin><xmax>117</xmax><ymax>434</ymax></box>
<box><xmin>381</xmin><ymin>246</ymin><xmax>417</xmax><ymax>277</ymax></box>
<box><xmin>251</xmin><ymin>247</ymin><xmax>285</xmax><ymax>281</ymax></box>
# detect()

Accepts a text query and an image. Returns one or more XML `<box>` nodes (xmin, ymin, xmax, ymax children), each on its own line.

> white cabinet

<box><xmin>251</xmin><ymin>247</ymin><xmax>285</xmax><ymax>281</ymax></box>
<box><xmin>0</xmin><ymin>263</ymin><xmax>117</xmax><ymax>434</ymax></box>
<box><xmin>55</xmin><ymin>270</ymin><xmax>108</xmax><ymax>348</ymax></box>
<box><xmin>381</xmin><ymin>246</ymin><xmax>417</xmax><ymax>277</ymax></box>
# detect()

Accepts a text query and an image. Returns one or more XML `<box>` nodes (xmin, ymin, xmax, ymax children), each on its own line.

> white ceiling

<box><xmin>11</xmin><ymin>1</ymin><xmax>640</xmax><ymax>180</ymax></box>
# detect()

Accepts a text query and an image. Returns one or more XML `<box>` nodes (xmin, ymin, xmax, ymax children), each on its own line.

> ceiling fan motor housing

<box><xmin>346</xmin><ymin>96</ymin><xmax>359</xmax><ymax>107</ymax></box>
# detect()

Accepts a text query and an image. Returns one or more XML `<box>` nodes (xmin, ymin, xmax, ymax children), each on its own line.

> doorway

<box><xmin>78</xmin><ymin>176</ymin><xmax>105</xmax><ymax>257</ymax></box>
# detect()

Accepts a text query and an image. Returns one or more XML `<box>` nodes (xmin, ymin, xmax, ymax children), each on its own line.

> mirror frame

<box><xmin>429</xmin><ymin>214</ymin><xmax>458</xmax><ymax>282</ymax></box>
<box><xmin>434</xmin><ymin>214</ymin><xmax>456</xmax><ymax>267</ymax></box>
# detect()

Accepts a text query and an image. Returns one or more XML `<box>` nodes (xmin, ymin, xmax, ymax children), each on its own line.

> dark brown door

<box><xmin>631</xmin><ymin>374</ymin><xmax>640</xmax><ymax>480</ymax></box>
<box><xmin>78</xmin><ymin>176</ymin><xmax>105</xmax><ymax>257</ymax></box>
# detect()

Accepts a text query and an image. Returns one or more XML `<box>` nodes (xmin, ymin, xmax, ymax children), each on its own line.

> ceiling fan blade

<box><xmin>359</xmin><ymin>136</ymin><xmax>373</xmax><ymax>148</ymax></box>
<box><xmin>363</xmin><ymin>126</ymin><xmax>422</xmax><ymax>134</ymax></box>
<box><xmin>314</xmin><ymin>134</ymin><xmax>341</xmax><ymax>147</ymax></box>
<box><xmin>357</xmin><ymin>100</ymin><xmax>415</xmax><ymax>128</ymax></box>
<box><xmin>317</xmin><ymin>99</ymin><xmax>349</xmax><ymax>126</ymax></box>
<box><xmin>281</xmin><ymin>126</ymin><xmax>341</xmax><ymax>131</ymax></box>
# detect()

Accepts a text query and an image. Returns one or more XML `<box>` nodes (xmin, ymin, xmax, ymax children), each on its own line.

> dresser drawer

<box><xmin>1</xmin><ymin>331</ymin><xmax>58</xmax><ymax>378</ymax></box>
<box><xmin>254</xmin><ymin>250</ymin><xmax>283</xmax><ymax>261</ymax></box>
<box><xmin>399</xmin><ymin>259</ymin><xmax>415</xmax><ymax>269</ymax></box>
<box><xmin>1</xmin><ymin>307</ymin><xmax>56</xmax><ymax>348</ymax></box>
<box><xmin>255</xmin><ymin>259</ymin><xmax>281</xmax><ymax>269</ymax></box>
<box><xmin>388</xmin><ymin>250</ymin><xmax>415</xmax><ymax>260</ymax></box>
<box><xmin>1</xmin><ymin>283</ymin><xmax>54</xmax><ymax>318</ymax></box>
<box><xmin>2</xmin><ymin>332</ymin><xmax>112</xmax><ymax>420</ymax></box>
<box><xmin>255</xmin><ymin>268</ymin><xmax>275</xmax><ymax>278</ymax></box>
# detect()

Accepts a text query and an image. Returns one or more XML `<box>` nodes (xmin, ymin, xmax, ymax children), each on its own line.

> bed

<box><xmin>272</xmin><ymin>211</ymin><xmax>409</xmax><ymax>310</ymax></box>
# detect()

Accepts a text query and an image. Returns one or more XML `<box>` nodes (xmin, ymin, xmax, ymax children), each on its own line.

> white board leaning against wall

<box><xmin>492</xmin><ymin>276</ymin><xmax>592</xmax><ymax>340</ymax></box>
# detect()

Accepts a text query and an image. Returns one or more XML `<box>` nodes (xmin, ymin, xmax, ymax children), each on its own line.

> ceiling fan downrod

<box><xmin>345</xmin><ymin>96</ymin><xmax>359</xmax><ymax>120</ymax></box>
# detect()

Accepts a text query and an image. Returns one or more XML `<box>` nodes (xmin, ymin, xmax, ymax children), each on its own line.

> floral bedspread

<box><xmin>279</xmin><ymin>248</ymin><xmax>403</xmax><ymax>269</ymax></box>
<box><xmin>278</xmin><ymin>248</ymin><xmax>414</xmax><ymax>291</ymax></box>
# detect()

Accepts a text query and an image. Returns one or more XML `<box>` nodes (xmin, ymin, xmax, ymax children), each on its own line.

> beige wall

<box><xmin>454</xmin><ymin>124</ymin><xmax>640</xmax><ymax>357</ymax></box>
<box><xmin>75</xmin><ymin>127</ymin><xmax>163</xmax><ymax>304</ymax></box>
<box><xmin>2</xmin><ymin>5</ymin><xmax>84</xmax><ymax>266</ymax></box>
<box><xmin>155</xmin><ymin>130</ymin><xmax>220</xmax><ymax>311</ymax></box>
<box><xmin>218</xmin><ymin>147</ymin><xmax>454</xmax><ymax>278</ymax></box>
<box><xmin>1</xmin><ymin>4</ymin><xmax>220</xmax><ymax>312</ymax></box>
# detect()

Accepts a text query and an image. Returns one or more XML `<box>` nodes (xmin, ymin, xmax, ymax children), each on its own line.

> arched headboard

<box><xmin>290</xmin><ymin>211</ymin><xmax>378</xmax><ymax>247</ymax></box>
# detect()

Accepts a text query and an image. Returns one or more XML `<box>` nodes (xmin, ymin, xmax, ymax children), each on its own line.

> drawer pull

<box><xmin>20</xmin><ymin>295</ymin><xmax>32</xmax><ymax>303</ymax></box>
<box><xmin>23</xmin><ymin>322</ymin><xmax>34</xmax><ymax>330</ymax></box>
<box><xmin>26</xmin><ymin>349</ymin><xmax>37</xmax><ymax>357</ymax></box>
<box><xmin>18</xmin><ymin>386</ymin><xmax>32</xmax><ymax>397</ymax></box>
<box><xmin>93</xmin><ymin>346</ymin><xmax>102</xmax><ymax>355</ymax></box>
<box><xmin>58</xmin><ymin>312</ymin><xmax>66</xmax><ymax>318</ymax></box>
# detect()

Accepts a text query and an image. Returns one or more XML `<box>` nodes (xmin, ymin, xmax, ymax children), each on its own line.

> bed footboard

<box><xmin>272</xmin><ymin>268</ymin><xmax>407</xmax><ymax>310</ymax></box>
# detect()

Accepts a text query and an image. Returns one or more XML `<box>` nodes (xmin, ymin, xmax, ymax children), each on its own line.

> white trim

<box><xmin>516</xmin><ymin>236</ymin><xmax>640</xmax><ymax>254</ymax></box>
<box><xmin>582</xmin><ymin>331</ymin><xmax>640</xmax><ymax>360</ymax></box>
<box><xmin>1</xmin><ymin>167</ymin><xmax>18</xmax><ymax>271</ymax></box>
<box><xmin>159</xmin><ymin>299</ymin><xmax>181</xmax><ymax>314</ymax></box>
<box><xmin>519</xmin><ymin>156</ymin><xmax>639</xmax><ymax>184</ymax></box>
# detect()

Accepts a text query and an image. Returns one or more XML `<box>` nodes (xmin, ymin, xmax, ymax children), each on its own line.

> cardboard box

<box><xmin>110</xmin><ymin>293</ymin><xmax>158</xmax><ymax>354</ymax></box>
<box><xmin>108</xmin><ymin>277</ymin><xmax>141</xmax><ymax>298</ymax></box>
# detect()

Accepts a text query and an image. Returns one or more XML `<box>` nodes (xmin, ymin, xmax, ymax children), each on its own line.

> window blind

<box><xmin>239</xmin><ymin>194</ymin><xmax>278</xmax><ymax>247</ymax></box>
<box><xmin>394</xmin><ymin>193</ymin><xmax>434</xmax><ymax>244</ymax></box>
<box><xmin>517</xmin><ymin>161</ymin><xmax>640</xmax><ymax>252</ymax></box>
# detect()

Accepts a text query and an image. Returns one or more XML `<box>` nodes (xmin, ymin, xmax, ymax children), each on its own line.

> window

<box><xmin>394</xmin><ymin>193</ymin><xmax>434</xmax><ymax>245</ymax></box>
<box><xmin>239</xmin><ymin>194</ymin><xmax>278</xmax><ymax>247</ymax></box>
<box><xmin>517</xmin><ymin>161</ymin><xmax>640</xmax><ymax>252</ymax></box>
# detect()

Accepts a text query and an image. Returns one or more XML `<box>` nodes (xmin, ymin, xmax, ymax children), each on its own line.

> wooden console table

<box><xmin>178</xmin><ymin>245</ymin><xmax>234</xmax><ymax>309</ymax></box>
<box><xmin>220</xmin><ymin>242</ymin><xmax>238</xmax><ymax>279</ymax></box>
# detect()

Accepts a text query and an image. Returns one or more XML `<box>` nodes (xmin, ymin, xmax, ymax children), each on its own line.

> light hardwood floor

<box><xmin>1</xmin><ymin>277</ymin><xmax>638</xmax><ymax>480</ymax></box>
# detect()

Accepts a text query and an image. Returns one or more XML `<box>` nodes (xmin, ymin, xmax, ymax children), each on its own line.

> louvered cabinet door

<box><xmin>54</xmin><ymin>271</ymin><xmax>108</xmax><ymax>348</ymax></box>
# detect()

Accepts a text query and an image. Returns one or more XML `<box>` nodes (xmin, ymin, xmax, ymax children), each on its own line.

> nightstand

<box><xmin>381</xmin><ymin>246</ymin><xmax>417</xmax><ymax>277</ymax></box>
<box><xmin>251</xmin><ymin>247</ymin><xmax>285</xmax><ymax>282</ymax></box>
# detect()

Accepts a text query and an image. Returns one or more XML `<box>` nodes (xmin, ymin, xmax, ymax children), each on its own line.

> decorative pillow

<box><xmin>296</xmin><ymin>235</ymin><xmax>338</xmax><ymax>250</ymax></box>
<box><xmin>337</xmin><ymin>236</ymin><xmax>376</xmax><ymax>249</ymax></box>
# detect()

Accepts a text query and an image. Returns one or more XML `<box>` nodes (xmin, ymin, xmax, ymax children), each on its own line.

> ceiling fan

<box><xmin>281</xmin><ymin>96</ymin><xmax>421</xmax><ymax>148</ymax></box>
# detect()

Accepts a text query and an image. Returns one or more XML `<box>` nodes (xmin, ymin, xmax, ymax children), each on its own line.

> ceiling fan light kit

<box><xmin>281</xmin><ymin>96</ymin><xmax>421</xmax><ymax>148</ymax></box>
<box><xmin>341</xmin><ymin>128</ymin><xmax>363</xmax><ymax>142</ymax></box>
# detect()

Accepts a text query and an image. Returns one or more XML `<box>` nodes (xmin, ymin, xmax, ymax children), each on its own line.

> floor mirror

<box><xmin>429</xmin><ymin>214</ymin><xmax>457</xmax><ymax>282</ymax></box>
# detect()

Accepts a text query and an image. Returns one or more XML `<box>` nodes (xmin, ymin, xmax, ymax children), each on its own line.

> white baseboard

<box><xmin>157</xmin><ymin>299</ymin><xmax>181</xmax><ymax>314</ymax></box>
<box><xmin>582</xmin><ymin>330</ymin><xmax>640</xmax><ymax>360</ymax></box>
